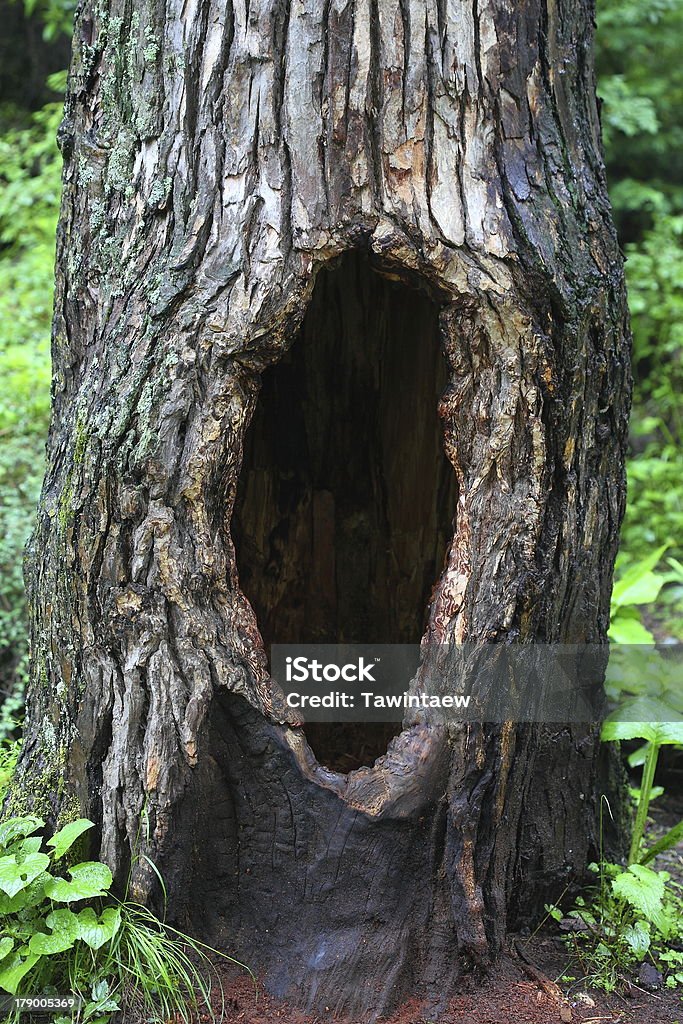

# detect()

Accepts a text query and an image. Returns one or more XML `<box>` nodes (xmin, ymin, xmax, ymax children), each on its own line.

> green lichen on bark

<box><xmin>3</xmin><ymin>742</ymin><xmax>75</xmax><ymax>822</ymax></box>
<box><xmin>57</xmin><ymin>473</ymin><xmax>74</xmax><ymax>532</ymax></box>
<box><xmin>74</xmin><ymin>416</ymin><xmax>88</xmax><ymax>465</ymax></box>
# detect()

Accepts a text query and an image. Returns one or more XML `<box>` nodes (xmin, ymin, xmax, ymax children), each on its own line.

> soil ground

<box><xmin>205</xmin><ymin>942</ymin><xmax>682</xmax><ymax>1024</ymax></box>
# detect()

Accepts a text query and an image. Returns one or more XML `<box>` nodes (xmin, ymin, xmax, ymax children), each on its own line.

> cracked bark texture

<box><xmin>11</xmin><ymin>0</ymin><xmax>630</xmax><ymax>1016</ymax></box>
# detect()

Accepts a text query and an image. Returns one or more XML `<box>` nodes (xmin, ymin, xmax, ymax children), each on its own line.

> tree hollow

<box><xmin>232</xmin><ymin>253</ymin><xmax>457</xmax><ymax>771</ymax></box>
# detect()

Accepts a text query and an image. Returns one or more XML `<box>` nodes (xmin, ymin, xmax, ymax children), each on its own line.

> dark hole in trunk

<box><xmin>233</xmin><ymin>253</ymin><xmax>456</xmax><ymax>771</ymax></box>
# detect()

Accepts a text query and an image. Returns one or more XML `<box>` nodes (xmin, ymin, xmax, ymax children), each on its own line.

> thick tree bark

<box><xmin>10</xmin><ymin>0</ymin><xmax>629</xmax><ymax>1016</ymax></box>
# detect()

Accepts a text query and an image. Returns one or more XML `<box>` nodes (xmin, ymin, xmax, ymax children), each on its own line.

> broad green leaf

<box><xmin>608</xmin><ymin>615</ymin><xmax>656</xmax><ymax>644</ymax></box>
<box><xmin>76</xmin><ymin>906</ymin><xmax>121</xmax><ymax>950</ymax></box>
<box><xmin>44</xmin><ymin>861</ymin><xmax>112</xmax><ymax>903</ymax></box>
<box><xmin>611</xmin><ymin>545</ymin><xmax>668</xmax><ymax>609</ymax></box>
<box><xmin>28</xmin><ymin>908</ymin><xmax>81</xmax><ymax>955</ymax></box>
<box><xmin>0</xmin><ymin>817</ymin><xmax>44</xmax><ymax>849</ymax></box>
<box><xmin>612</xmin><ymin>864</ymin><xmax>665</xmax><ymax>921</ymax></box>
<box><xmin>0</xmin><ymin>876</ymin><xmax>47</xmax><ymax>913</ymax></box>
<box><xmin>29</xmin><ymin>930</ymin><xmax>77</xmax><ymax>955</ymax></box>
<box><xmin>601</xmin><ymin>721</ymin><xmax>658</xmax><ymax>743</ymax></box>
<box><xmin>656</xmin><ymin>722</ymin><xmax>683</xmax><ymax>745</ymax></box>
<box><xmin>0</xmin><ymin>852</ymin><xmax>50</xmax><ymax>898</ymax></box>
<box><xmin>604</xmin><ymin>645</ymin><xmax>683</xmax><ymax>708</ymax></box>
<box><xmin>612</xmin><ymin>570</ymin><xmax>665</xmax><ymax>609</ymax></box>
<box><xmin>0</xmin><ymin>937</ymin><xmax>13</xmax><ymax>961</ymax></box>
<box><xmin>47</xmin><ymin>819</ymin><xmax>94</xmax><ymax>861</ymax></box>
<box><xmin>602</xmin><ymin>714</ymin><xmax>683</xmax><ymax>745</ymax></box>
<box><xmin>14</xmin><ymin>836</ymin><xmax>45</xmax><ymax>856</ymax></box>
<box><xmin>0</xmin><ymin>951</ymin><xmax>41</xmax><ymax>995</ymax></box>
<box><xmin>622</xmin><ymin>921</ymin><xmax>650</xmax><ymax>959</ymax></box>
<box><xmin>43</xmin><ymin>907</ymin><xmax>81</xmax><ymax>936</ymax></box>
<box><xmin>91</xmin><ymin>980</ymin><xmax>110</xmax><ymax>1002</ymax></box>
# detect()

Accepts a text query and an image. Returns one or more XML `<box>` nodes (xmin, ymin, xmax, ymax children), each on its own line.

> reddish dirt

<box><xmin>204</xmin><ymin>939</ymin><xmax>682</xmax><ymax>1024</ymax></box>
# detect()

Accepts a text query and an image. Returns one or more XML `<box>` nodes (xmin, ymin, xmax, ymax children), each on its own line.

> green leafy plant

<box><xmin>601</xmin><ymin>720</ymin><xmax>683</xmax><ymax>864</ymax></box>
<box><xmin>605</xmin><ymin>646</ymin><xmax>683</xmax><ymax>726</ymax></box>
<box><xmin>0</xmin><ymin>816</ymin><xmax>248</xmax><ymax>1022</ymax></box>
<box><xmin>0</xmin><ymin>739</ymin><xmax>21</xmax><ymax>802</ymax></box>
<box><xmin>0</xmin><ymin>818</ymin><xmax>117</xmax><ymax>999</ymax></box>
<box><xmin>605</xmin><ymin>547</ymin><xmax>683</xmax><ymax>820</ymax></box>
<box><xmin>544</xmin><ymin>715</ymin><xmax>683</xmax><ymax>994</ymax></box>
<box><xmin>608</xmin><ymin>545</ymin><xmax>683</xmax><ymax>647</ymax></box>
<box><xmin>595</xmin><ymin>0</ymin><xmax>683</xmax><ymax>645</ymax></box>
<box><xmin>547</xmin><ymin>859</ymin><xmax>683</xmax><ymax>993</ymax></box>
<box><xmin>22</xmin><ymin>0</ymin><xmax>76</xmax><ymax>40</ymax></box>
<box><xmin>608</xmin><ymin>546</ymin><xmax>668</xmax><ymax>644</ymax></box>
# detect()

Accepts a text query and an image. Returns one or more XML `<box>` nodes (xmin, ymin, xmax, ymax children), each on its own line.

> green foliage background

<box><xmin>598</xmin><ymin>1</ymin><xmax>683</xmax><ymax>594</ymax></box>
<box><xmin>0</xmin><ymin>90</ymin><xmax>61</xmax><ymax>730</ymax></box>
<box><xmin>0</xmin><ymin>0</ymin><xmax>681</xmax><ymax>731</ymax></box>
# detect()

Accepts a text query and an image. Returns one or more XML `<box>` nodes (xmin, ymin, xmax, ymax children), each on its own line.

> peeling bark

<box><xmin>11</xmin><ymin>0</ymin><xmax>629</xmax><ymax>1016</ymax></box>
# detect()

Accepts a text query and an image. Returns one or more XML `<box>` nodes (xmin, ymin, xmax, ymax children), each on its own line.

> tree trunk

<box><xmin>10</xmin><ymin>0</ymin><xmax>630</xmax><ymax>1016</ymax></box>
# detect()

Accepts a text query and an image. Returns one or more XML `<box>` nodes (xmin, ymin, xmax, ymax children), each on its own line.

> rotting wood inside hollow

<box><xmin>232</xmin><ymin>253</ymin><xmax>457</xmax><ymax>771</ymax></box>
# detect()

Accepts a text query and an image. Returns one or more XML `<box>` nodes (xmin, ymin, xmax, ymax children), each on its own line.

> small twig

<box><xmin>623</xmin><ymin>980</ymin><xmax>662</xmax><ymax>1000</ymax></box>
<box><xmin>513</xmin><ymin>940</ymin><xmax>573</xmax><ymax>1020</ymax></box>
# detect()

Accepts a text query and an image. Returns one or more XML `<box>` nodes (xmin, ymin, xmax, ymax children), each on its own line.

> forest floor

<box><xmin>202</xmin><ymin>942</ymin><xmax>682</xmax><ymax>1024</ymax></box>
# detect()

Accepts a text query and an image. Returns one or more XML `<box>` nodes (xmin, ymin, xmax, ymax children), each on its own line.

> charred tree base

<box><xmin>194</xmin><ymin>697</ymin><xmax>455</xmax><ymax>1018</ymax></box>
<box><xmin>176</xmin><ymin>694</ymin><xmax>606</xmax><ymax>1019</ymax></box>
